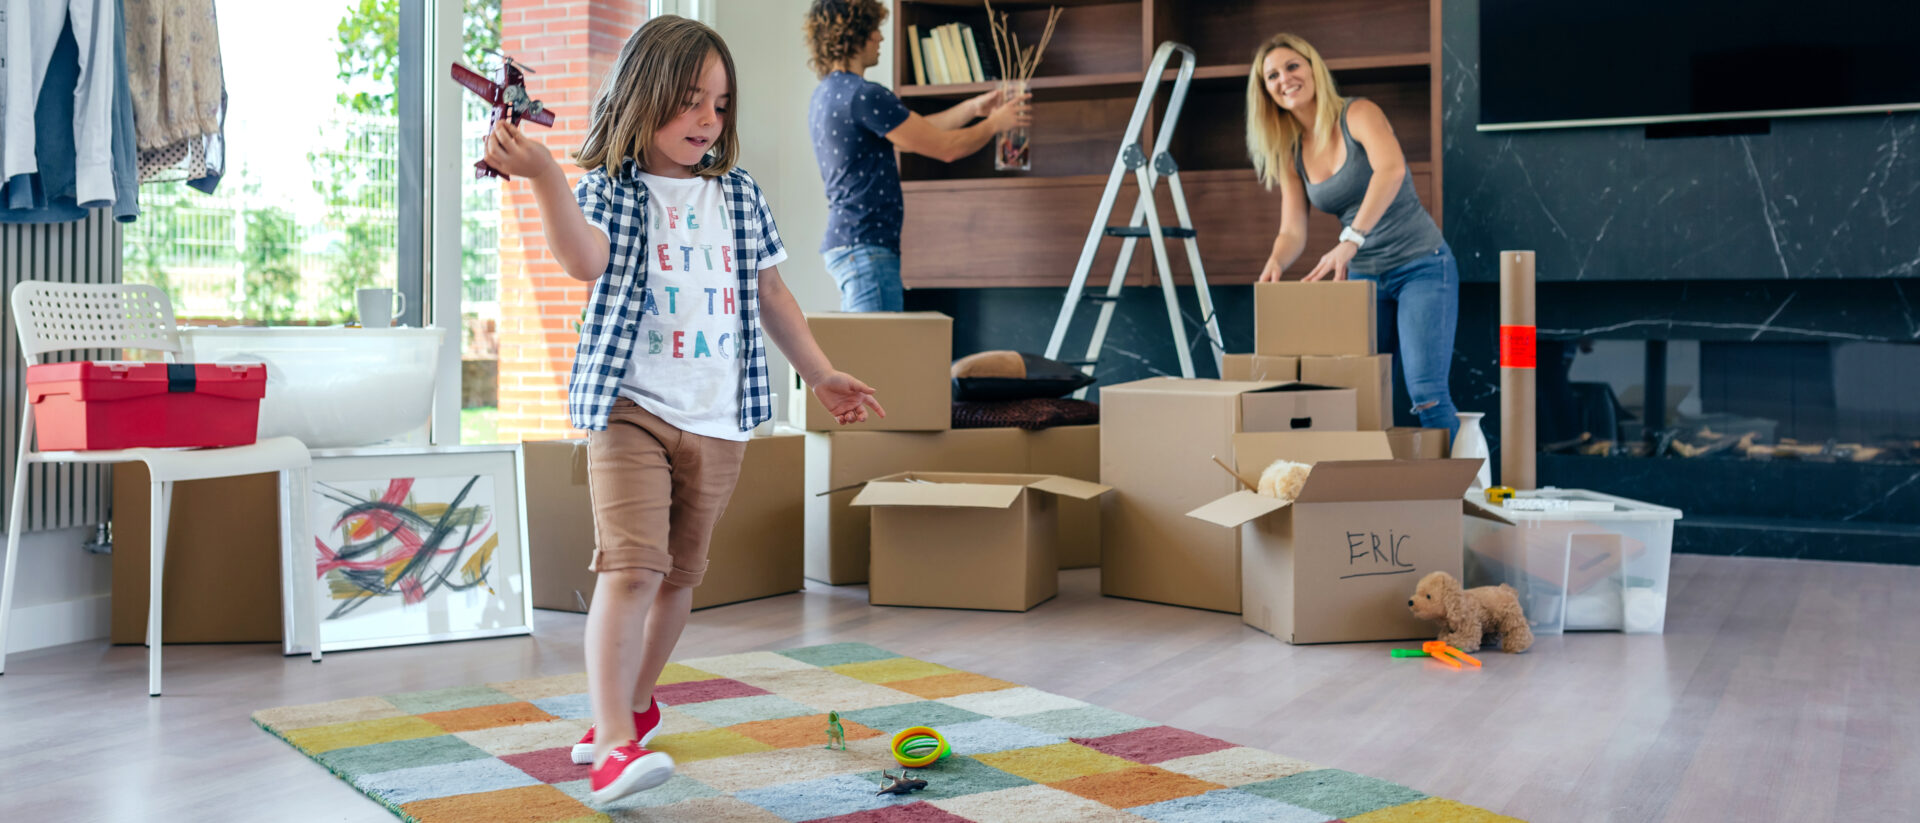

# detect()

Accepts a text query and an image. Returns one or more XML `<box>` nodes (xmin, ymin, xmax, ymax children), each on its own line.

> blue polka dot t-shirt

<box><xmin>809</xmin><ymin>71</ymin><xmax>911</xmax><ymax>253</ymax></box>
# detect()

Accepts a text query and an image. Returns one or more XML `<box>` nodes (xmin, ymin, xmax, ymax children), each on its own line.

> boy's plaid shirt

<box><xmin>566</xmin><ymin>160</ymin><xmax>782</xmax><ymax>433</ymax></box>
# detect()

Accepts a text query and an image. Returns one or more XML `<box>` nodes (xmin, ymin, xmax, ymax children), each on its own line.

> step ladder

<box><xmin>1043</xmin><ymin>41</ymin><xmax>1225</xmax><ymax>388</ymax></box>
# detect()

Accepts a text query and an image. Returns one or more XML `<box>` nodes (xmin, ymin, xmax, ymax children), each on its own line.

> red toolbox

<box><xmin>25</xmin><ymin>362</ymin><xmax>267</xmax><ymax>451</ymax></box>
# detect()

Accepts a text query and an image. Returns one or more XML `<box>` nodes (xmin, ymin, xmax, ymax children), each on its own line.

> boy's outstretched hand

<box><xmin>812</xmin><ymin>372</ymin><xmax>886</xmax><ymax>426</ymax></box>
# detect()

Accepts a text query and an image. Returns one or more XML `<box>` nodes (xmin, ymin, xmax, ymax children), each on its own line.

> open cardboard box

<box><xmin>852</xmin><ymin>472</ymin><xmax>1112</xmax><ymax>612</ymax></box>
<box><xmin>1186</xmin><ymin>431</ymin><xmax>1483</xmax><ymax>643</ymax></box>
<box><xmin>1100</xmin><ymin>378</ymin><xmax>1359</xmax><ymax>613</ymax></box>
<box><xmin>804</xmin><ymin>425</ymin><xmax>1103</xmax><ymax>585</ymax></box>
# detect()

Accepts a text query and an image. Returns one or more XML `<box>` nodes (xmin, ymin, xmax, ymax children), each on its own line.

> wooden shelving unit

<box><xmin>893</xmin><ymin>0</ymin><xmax>1443</xmax><ymax>288</ymax></box>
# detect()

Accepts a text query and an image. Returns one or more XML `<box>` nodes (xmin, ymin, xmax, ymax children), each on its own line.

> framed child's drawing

<box><xmin>283</xmin><ymin>444</ymin><xmax>533</xmax><ymax>654</ymax></box>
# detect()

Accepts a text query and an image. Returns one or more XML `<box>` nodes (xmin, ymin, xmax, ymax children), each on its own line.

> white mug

<box><xmin>356</xmin><ymin>288</ymin><xmax>406</xmax><ymax>328</ymax></box>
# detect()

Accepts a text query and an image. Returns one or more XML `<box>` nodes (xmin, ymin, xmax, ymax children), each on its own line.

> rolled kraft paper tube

<box><xmin>1500</xmin><ymin>251</ymin><xmax>1537</xmax><ymax>491</ymax></box>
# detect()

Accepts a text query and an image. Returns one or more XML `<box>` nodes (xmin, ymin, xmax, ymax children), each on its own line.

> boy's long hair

<box><xmin>1246</xmin><ymin>33</ymin><xmax>1345</xmax><ymax>191</ymax></box>
<box><xmin>802</xmin><ymin>0</ymin><xmax>888</xmax><ymax>80</ymax></box>
<box><xmin>574</xmin><ymin>15</ymin><xmax>739</xmax><ymax>178</ymax></box>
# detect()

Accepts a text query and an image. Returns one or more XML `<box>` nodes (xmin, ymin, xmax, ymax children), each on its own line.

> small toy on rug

<box><xmin>876</xmin><ymin>770</ymin><xmax>930</xmax><ymax>796</ymax></box>
<box><xmin>889</xmin><ymin>726</ymin><xmax>952</xmax><ymax>768</ymax></box>
<box><xmin>1257</xmin><ymin>459</ymin><xmax>1313</xmax><ymax>502</ymax></box>
<box><xmin>1407</xmin><ymin>570</ymin><xmax>1534</xmax><ymax>653</ymax></box>
<box><xmin>824</xmin><ymin>711</ymin><xmax>846</xmax><ymax>751</ymax></box>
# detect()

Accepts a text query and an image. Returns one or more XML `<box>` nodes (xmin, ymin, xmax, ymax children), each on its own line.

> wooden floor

<box><xmin>1</xmin><ymin>553</ymin><xmax>1914</xmax><ymax>822</ymax></box>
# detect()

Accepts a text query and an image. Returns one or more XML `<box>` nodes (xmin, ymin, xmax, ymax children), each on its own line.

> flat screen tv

<box><xmin>1478</xmin><ymin>0</ymin><xmax>1920</xmax><ymax>131</ymax></box>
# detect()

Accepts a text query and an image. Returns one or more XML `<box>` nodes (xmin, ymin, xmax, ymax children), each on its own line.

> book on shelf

<box><xmin>907</xmin><ymin>24</ymin><xmax>927</xmax><ymax>85</ymax></box>
<box><xmin>939</xmin><ymin>23</ymin><xmax>970</xmax><ymax>84</ymax></box>
<box><xmin>923</xmin><ymin>31</ymin><xmax>948</xmax><ymax>84</ymax></box>
<box><xmin>960</xmin><ymin>24</ymin><xmax>986</xmax><ymax>84</ymax></box>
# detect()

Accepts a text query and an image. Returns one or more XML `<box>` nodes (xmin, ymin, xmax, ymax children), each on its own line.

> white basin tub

<box><xmin>179</xmin><ymin>326</ymin><xmax>448</xmax><ymax>448</ymax></box>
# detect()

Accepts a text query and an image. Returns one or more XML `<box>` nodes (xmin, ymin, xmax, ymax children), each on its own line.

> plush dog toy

<box><xmin>1407</xmin><ymin>571</ymin><xmax>1533</xmax><ymax>653</ymax></box>
<box><xmin>1256</xmin><ymin>459</ymin><xmax>1312</xmax><ymax>502</ymax></box>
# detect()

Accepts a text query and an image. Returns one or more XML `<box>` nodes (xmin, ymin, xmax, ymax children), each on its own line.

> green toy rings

<box><xmin>889</xmin><ymin>726</ymin><xmax>952</xmax><ymax>768</ymax></box>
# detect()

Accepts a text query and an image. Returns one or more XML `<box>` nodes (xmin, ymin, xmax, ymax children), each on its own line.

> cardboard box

<box><xmin>1187</xmin><ymin>432</ymin><xmax>1481</xmax><ymax>644</ymax></box>
<box><xmin>1220</xmin><ymin>354</ymin><xmax>1300</xmax><ymax>382</ymax></box>
<box><xmin>791</xmin><ymin>312</ymin><xmax>952</xmax><ymax>432</ymax></box>
<box><xmin>805</xmin><ymin>428</ymin><xmax>1029</xmax><ymax>584</ymax></box>
<box><xmin>1026</xmin><ymin>424</ymin><xmax>1101</xmax><ymax>568</ymax></box>
<box><xmin>1099</xmin><ymin>378</ymin><xmax>1359</xmax><ymax>613</ymax></box>
<box><xmin>1386</xmin><ymin>427</ymin><xmax>1452</xmax><ymax>460</ymax></box>
<box><xmin>1255</xmin><ymin>281</ymin><xmax>1376</xmax><ymax>356</ymax></box>
<box><xmin>1301</xmin><ymin>354</ymin><xmax>1393</xmax><ymax>430</ymax></box>
<box><xmin>528</xmin><ymin>434</ymin><xmax>805</xmax><ymax>613</ymax></box>
<box><xmin>111</xmin><ymin>465</ymin><xmax>284</xmax><ymax>644</ymax></box>
<box><xmin>854</xmin><ymin>472</ymin><xmax>1111</xmax><ymax>611</ymax></box>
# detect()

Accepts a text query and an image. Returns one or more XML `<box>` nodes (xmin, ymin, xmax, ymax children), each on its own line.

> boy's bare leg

<box><xmin>631</xmin><ymin>579</ymin><xmax>693</xmax><ymax>712</ymax></box>
<box><xmin>587</xmin><ymin>568</ymin><xmax>663</xmax><ymax>765</ymax></box>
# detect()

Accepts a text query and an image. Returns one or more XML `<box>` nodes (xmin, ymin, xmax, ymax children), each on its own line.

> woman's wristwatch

<box><xmin>1339</xmin><ymin>225</ymin><xmax>1368</xmax><ymax>248</ymax></box>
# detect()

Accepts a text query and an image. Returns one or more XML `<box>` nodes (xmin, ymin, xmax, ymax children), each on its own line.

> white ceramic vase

<box><xmin>1453</xmin><ymin>411</ymin><xmax>1491</xmax><ymax>491</ymax></box>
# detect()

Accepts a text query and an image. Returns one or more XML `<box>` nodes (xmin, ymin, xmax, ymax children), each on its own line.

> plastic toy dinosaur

<box><xmin>825</xmin><ymin>710</ymin><xmax>846</xmax><ymax>750</ymax></box>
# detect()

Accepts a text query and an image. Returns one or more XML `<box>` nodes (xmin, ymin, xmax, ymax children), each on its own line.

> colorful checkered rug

<box><xmin>254</xmin><ymin>643</ymin><xmax>1519</xmax><ymax>822</ymax></box>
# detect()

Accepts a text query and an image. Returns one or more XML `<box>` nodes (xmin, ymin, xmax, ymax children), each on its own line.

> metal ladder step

<box><xmin>1104</xmin><ymin>225</ymin><xmax>1196</xmax><ymax>239</ymax></box>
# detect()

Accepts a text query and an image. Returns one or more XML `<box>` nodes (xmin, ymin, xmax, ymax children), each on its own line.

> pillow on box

<box><xmin>951</xmin><ymin>350</ymin><xmax>1095</xmax><ymax>401</ymax></box>
<box><xmin>952</xmin><ymin>397</ymin><xmax>1100</xmax><ymax>430</ymax></box>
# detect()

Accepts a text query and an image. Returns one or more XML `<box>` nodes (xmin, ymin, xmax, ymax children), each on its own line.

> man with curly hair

<box><xmin>805</xmin><ymin>0</ymin><xmax>1029</xmax><ymax>311</ymax></box>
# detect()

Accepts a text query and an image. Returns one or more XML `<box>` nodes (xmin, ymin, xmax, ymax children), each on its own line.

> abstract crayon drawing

<box><xmin>306</xmin><ymin>458</ymin><xmax>531</xmax><ymax>652</ymax></box>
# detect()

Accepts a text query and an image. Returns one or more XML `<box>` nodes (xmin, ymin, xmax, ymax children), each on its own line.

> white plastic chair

<box><xmin>2</xmin><ymin>282</ymin><xmax>318</xmax><ymax>695</ymax></box>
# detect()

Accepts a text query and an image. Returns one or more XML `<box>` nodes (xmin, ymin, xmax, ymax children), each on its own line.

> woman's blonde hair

<box><xmin>1246</xmin><ymin>33</ymin><xmax>1344</xmax><ymax>190</ymax></box>
<box><xmin>574</xmin><ymin>15</ymin><xmax>739</xmax><ymax>178</ymax></box>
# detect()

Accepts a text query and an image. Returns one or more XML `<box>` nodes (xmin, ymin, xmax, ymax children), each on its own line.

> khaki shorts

<box><xmin>587</xmin><ymin>399</ymin><xmax>747</xmax><ymax>587</ymax></box>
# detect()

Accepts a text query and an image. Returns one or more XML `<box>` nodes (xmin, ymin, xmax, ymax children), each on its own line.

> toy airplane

<box><xmin>450</xmin><ymin>52</ymin><xmax>557</xmax><ymax>180</ymax></box>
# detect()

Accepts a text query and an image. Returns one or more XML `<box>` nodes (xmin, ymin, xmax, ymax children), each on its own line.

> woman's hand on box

<box><xmin>1301</xmin><ymin>242</ymin><xmax>1357</xmax><ymax>282</ymax></box>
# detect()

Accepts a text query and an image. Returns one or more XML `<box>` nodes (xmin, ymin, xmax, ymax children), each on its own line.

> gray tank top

<box><xmin>1295</xmin><ymin>99</ymin><xmax>1444</xmax><ymax>275</ymax></box>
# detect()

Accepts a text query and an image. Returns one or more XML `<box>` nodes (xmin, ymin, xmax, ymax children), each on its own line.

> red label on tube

<box><xmin>1500</xmin><ymin>325</ymin><xmax>1536</xmax><ymax>369</ymax></box>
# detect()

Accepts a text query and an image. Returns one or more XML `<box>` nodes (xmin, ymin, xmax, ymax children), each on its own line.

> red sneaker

<box><xmin>588</xmin><ymin>741</ymin><xmax>674</xmax><ymax>804</ymax></box>
<box><xmin>571</xmin><ymin>698</ymin><xmax>666</xmax><ymax>765</ymax></box>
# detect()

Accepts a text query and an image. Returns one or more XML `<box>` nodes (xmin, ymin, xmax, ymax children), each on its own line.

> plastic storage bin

<box><xmin>25</xmin><ymin>361</ymin><xmax>266</xmax><ymax>450</ymax></box>
<box><xmin>1463</xmin><ymin>488</ymin><xmax>1682</xmax><ymax>634</ymax></box>
<box><xmin>179</xmin><ymin>326</ymin><xmax>446</xmax><ymax>449</ymax></box>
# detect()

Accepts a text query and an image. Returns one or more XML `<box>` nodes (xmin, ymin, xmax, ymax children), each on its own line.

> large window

<box><xmin>122</xmin><ymin>1</ymin><xmax>502</xmax><ymax>331</ymax></box>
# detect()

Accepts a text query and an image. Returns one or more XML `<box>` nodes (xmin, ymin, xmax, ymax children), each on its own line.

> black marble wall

<box><xmin>1443</xmin><ymin>0</ymin><xmax>1920</xmax><ymax>284</ymax></box>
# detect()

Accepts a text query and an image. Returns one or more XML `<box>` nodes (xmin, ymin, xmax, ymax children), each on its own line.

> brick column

<box><xmin>496</xmin><ymin>0</ymin><xmax>644</xmax><ymax>442</ymax></box>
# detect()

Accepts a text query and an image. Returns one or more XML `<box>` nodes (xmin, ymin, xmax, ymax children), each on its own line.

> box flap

<box><xmin>1243</xmin><ymin>382</ymin><xmax>1348</xmax><ymax>394</ymax></box>
<box><xmin>1102</xmin><ymin>377</ymin><xmax>1287</xmax><ymax>396</ymax></box>
<box><xmin>1186</xmin><ymin>490</ymin><xmax>1291</xmax><ymax>527</ymax></box>
<box><xmin>1026</xmin><ymin>475</ymin><xmax>1112</xmax><ymax>500</ymax></box>
<box><xmin>1462</xmin><ymin>496</ymin><xmax>1518</xmax><ymax>524</ymax></box>
<box><xmin>1233</xmin><ymin>431</ymin><xmax>1394</xmax><ymax>471</ymax></box>
<box><xmin>1294</xmin><ymin>458</ymin><xmax>1482</xmax><ymax>503</ymax></box>
<box><xmin>850</xmin><ymin>480</ymin><xmax>1024</xmax><ymax>509</ymax></box>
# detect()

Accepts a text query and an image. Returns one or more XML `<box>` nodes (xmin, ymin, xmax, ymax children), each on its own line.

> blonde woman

<box><xmin>1248</xmin><ymin>33</ymin><xmax>1460</xmax><ymax>437</ymax></box>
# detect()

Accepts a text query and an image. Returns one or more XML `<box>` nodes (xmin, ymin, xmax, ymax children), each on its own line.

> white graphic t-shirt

<box><xmin>617</xmin><ymin>172</ymin><xmax>786</xmax><ymax>440</ymax></box>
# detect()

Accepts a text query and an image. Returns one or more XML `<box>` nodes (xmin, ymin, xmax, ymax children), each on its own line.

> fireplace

<box><xmin>1452</xmin><ymin>279</ymin><xmax>1920</xmax><ymax>565</ymax></box>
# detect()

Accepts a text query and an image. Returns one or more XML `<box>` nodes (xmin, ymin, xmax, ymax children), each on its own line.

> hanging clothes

<box><xmin>123</xmin><ymin>0</ymin><xmax>222</xmax><ymax>190</ymax></box>
<box><xmin>3</xmin><ymin>0</ymin><xmax>117</xmax><ymax>204</ymax></box>
<box><xmin>0</xmin><ymin>0</ymin><xmax>139</xmax><ymax>223</ymax></box>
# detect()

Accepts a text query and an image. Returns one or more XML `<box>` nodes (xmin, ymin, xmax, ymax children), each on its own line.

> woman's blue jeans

<box><xmin>1353</xmin><ymin>243</ymin><xmax>1461</xmax><ymax>439</ymax></box>
<box><xmin>823</xmin><ymin>244</ymin><xmax>903</xmax><ymax>312</ymax></box>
